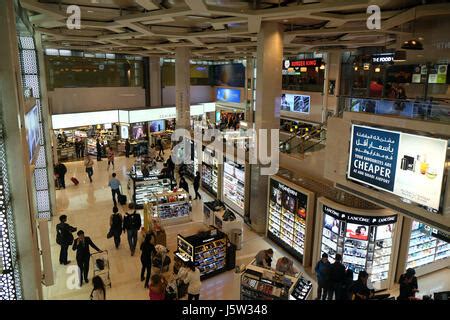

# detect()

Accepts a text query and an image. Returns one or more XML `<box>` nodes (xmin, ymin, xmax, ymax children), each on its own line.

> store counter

<box><xmin>203</xmin><ymin>201</ymin><xmax>226</xmax><ymax>226</ymax></box>
<box><xmin>175</xmin><ymin>228</ymin><xmax>230</xmax><ymax>280</ymax></box>
<box><xmin>240</xmin><ymin>262</ymin><xmax>313</xmax><ymax>300</ymax></box>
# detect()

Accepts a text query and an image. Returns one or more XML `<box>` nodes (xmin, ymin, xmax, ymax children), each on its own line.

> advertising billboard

<box><xmin>281</xmin><ymin>94</ymin><xmax>310</xmax><ymax>114</ymax></box>
<box><xmin>216</xmin><ymin>88</ymin><xmax>241</xmax><ymax>103</ymax></box>
<box><xmin>25</xmin><ymin>104</ymin><xmax>41</xmax><ymax>163</ymax></box>
<box><xmin>348</xmin><ymin>125</ymin><xmax>447</xmax><ymax>211</ymax></box>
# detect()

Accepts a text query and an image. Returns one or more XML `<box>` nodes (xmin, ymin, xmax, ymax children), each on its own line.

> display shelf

<box><xmin>409</xmin><ymin>237</ymin><xmax>436</xmax><ymax>248</ymax></box>
<box><xmin>176</xmin><ymin>230</ymin><xmax>228</xmax><ymax>280</ymax></box>
<box><xmin>407</xmin><ymin>250</ymin><xmax>436</xmax><ymax>263</ymax></box>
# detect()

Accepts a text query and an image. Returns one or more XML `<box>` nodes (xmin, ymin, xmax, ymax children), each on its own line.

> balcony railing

<box><xmin>337</xmin><ymin>95</ymin><xmax>450</xmax><ymax>123</ymax></box>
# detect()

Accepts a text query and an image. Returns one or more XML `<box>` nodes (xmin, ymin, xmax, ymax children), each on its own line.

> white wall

<box><xmin>49</xmin><ymin>87</ymin><xmax>146</xmax><ymax>114</ymax></box>
<box><xmin>162</xmin><ymin>85</ymin><xmax>213</xmax><ymax>106</ymax></box>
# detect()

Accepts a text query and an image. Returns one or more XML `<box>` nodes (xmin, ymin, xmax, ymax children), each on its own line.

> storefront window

<box><xmin>282</xmin><ymin>58</ymin><xmax>324</xmax><ymax>92</ymax></box>
<box><xmin>407</xmin><ymin>221</ymin><xmax>449</xmax><ymax>270</ymax></box>
<box><xmin>45</xmin><ymin>56</ymin><xmax>144</xmax><ymax>90</ymax></box>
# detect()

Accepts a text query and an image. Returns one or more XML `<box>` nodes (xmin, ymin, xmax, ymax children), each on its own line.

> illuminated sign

<box><xmin>282</xmin><ymin>59</ymin><xmax>321</xmax><ymax>75</ymax></box>
<box><xmin>372</xmin><ymin>53</ymin><xmax>395</xmax><ymax>64</ymax></box>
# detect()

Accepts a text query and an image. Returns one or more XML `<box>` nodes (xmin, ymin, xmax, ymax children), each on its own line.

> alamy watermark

<box><xmin>171</xmin><ymin>126</ymin><xmax>279</xmax><ymax>176</ymax></box>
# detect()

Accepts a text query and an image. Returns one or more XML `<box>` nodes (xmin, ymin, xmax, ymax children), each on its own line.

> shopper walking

<box><xmin>54</xmin><ymin>162</ymin><xmax>67</xmax><ymax>189</ymax></box>
<box><xmin>328</xmin><ymin>253</ymin><xmax>346</xmax><ymax>300</ymax></box>
<box><xmin>193</xmin><ymin>171</ymin><xmax>201</xmax><ymax>200</ymax></box>
<box><xmin>90</xmin><ymin>276</ymin><xmax>106</xmax><ymax>300</ymax></box>
<box><xmin>84</xmin><ymin>154</ymin><xmax>94</xmax><ymax>183</ymax></box>
<box><xmin>149</xmin><ymin>274</ymin><xmax>167</xmax><ymax>300</ymax></box>
<box><xmin>80</xmin><ymin>138</ymin><xmax>85</xmax><ymax>158</ymax></box>
<box><xmin>179</xmin><ymin>176</ymin><xmax>190</xmax><ymax>194</ymax></box>
<box><xmin>75</xmin><ymin>139</ymin><xmax>81</xmax><ymax>159</ymax></box>
<box><xmin>96</xmin><ymin>139</ymin><xmax>102</xmax><ymax>161</ymax></box>
<box><xmin>184</xmin><ymin>261</ymin><xmax>202</xmax><ymax>300</ymax></box>
<box><xmin>398</xmin><ymin>268</ymin><xmax>419</xmax><ymax>300</ymax></box>
<box><xmin>157</xmin><ymin>136</ymin><xmax>164</xmax><ymax>156</ymax></box>
<box><xmin>109</xmin><ymin>206</ymin><xmax>123</xmax><ymax>249</ymax></box>
<box><xmin>56</xmin><ymin>214</ymin><xmax>77</xmax><ymax>265</ymax></box>
<box><xmin>123</xmin><ymin>211</ymin><xmax>142</xmax><ymax>256</ymax></box>
<box><xmin>72</xmin><ymin>230</ymin><xmax>101</xmax><ymax>287</ymax></box>
<box><xmin>107</xmin><ymin>147</ymin><xmax>115</xmax><ymax>170</ymax></box>
<box><xmin>108</xmin><ymin>173</ymin><xmax>121</xmax><ymax>207</ymax></box>
<box><xmin>125</xmin><ymin>139</ymin><xmax>131</xmax><ymax>158</ymax></box>
<box><xmin>314</xmin><ymin>253</ymin><xmax>331</xmax><ymax>300</ymax></box>
<box><xmin>166</xmin><ymin>156</ymin><xmax>175</xmax><ymax>179</ymax></box>
<box><xmin>140</xmin><ymin>233</ymin><xmax>156</xmax><ymax>288</ymax></box>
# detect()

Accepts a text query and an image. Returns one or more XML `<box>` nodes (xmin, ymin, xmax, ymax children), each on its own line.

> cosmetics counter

<box><xmin>128</xmin><ymin>162</ymin><xmax>171</xmax><ymax>209</ymax></box>
<box><xmin>175</xmin><ymin>228</ymin><xmax>230</xmax><ymax>280</ymax></box>
<box><xmin>240</xmin><ymin>263</ymin><xmax>313</xmax><ymax>300</ymax></box>
<box><xmin>203</xmin><ymin>200</ymin><xmax>226</xmax><ymax>226</ymax></box>
<box><xmin>266</xmin><ymin>176</ymin><xmax>315</xmax><ymax>266</ymax></box>
<box><xmin>313</xmin><ymin>197</ymin><xmax>400</xmax><ymax>291</ymax></box>
<box><xmin>201</xmin><ymin>147</ymin><xmax>220</xmax><ymax>198</ymax></box>
<box><xmin>222</xmin><ymin>159</ymin><xmax>250</xmax><ymax>218</ymax></box>
<box><xmin>145</xmin><ymin>189</ymin><xmax>192</xmax><ymax>225</ymax></box>
<box><xmin>396</xmin><ymin>217</ymin><xmax>450</xmax><ymax>279</ymax></box>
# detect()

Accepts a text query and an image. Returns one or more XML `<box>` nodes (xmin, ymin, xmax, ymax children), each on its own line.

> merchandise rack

<box><xmin>240</xmin><ymin>263</ymin><xmax>312</xmax><ymax>300</ymax></box>
<box><xmin>147</xmin><ymin>189</ymin><xmax>192</xmax><ymax>225</ymax></box>
<box><xmin>175</xmin><ymin>229</ymin><xmax>228</xmax><ymax>280</ymax></box>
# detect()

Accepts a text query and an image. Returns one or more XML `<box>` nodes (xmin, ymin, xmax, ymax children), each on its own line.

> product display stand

<box><xmin>175</xmin><ymin>228</ymin><xmax>228</xmax><ymax>280</ymax></box>
<box><xmin>203</xmin><ymin>201</ymin><xmax>226</xmax><ymax>226</ymax></box>
<box><xmin>240</xmin><ymin>263</ymin><xmax>312</xmax><ymax>300</ymax></box>
<box><xmin>213</xmin><ymin>210</ymin><xmax>243</xmax><ymax>238</ymax></box>
<box><xmin>146</xmin><ymin>189</ymin><xmax>192</xmax><ymax>225</ymax></box>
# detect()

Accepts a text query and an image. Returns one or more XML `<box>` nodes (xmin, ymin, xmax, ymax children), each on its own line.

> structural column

<box><xmin>322</xmin><ymin>51</ymin><xmax>342</xmax><ymax>121</ymax></box>
<box><xmin>0</xmin><ymin>0</ymin><xmax>42</xmax><ymax>299</ymax></box>
<box><xmin>149</xmin><ymin>56</ymin><xmax>162</xmax><ymax>107</ymax></box>
<box><xmin>248</xmin><ymin>22</ymin><xmax>283</xmax><ymax>232</ymax></box>
<box><xmin>175</xmin><ymin>47</ymin><xmax>191</xmax><ymax>129</ymax></box>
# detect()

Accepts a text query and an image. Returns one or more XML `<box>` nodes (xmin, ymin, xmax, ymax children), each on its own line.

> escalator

<box><xmin>280</xmin><ymin>126</ymin><xmax>326</xmax><ymax>154</ymax></box>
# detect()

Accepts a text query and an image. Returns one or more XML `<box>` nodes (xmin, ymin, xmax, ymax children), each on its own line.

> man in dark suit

<box><xmin>56</xmin><ymin>215</ymin><xmax>77</xmax><ymax>265</ymax></box>
<box><xmin>72</xmin><ymin>230</ymin><xmax>101</xmax><ymax>286</ymax></box>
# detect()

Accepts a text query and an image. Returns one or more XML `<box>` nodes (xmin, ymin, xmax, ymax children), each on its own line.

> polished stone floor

<box><xmin>43</xmin><ymin>155</ymin><xmax>450</xmax><ymax>300</ymax></box>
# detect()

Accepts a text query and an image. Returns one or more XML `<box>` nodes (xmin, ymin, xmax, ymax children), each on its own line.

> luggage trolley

<box><xmin>91</xmin><ymin>250</ymin><xmax>112</xmax><ymax>288</ymax></box>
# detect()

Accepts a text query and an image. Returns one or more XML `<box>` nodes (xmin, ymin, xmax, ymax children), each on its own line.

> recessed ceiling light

<box><xmin>283</xmin><ymin>19</ymin><xmax>288</xmax><ymax>23</ymax></box>
<box><xmin>87</xmin><ymin>10</ymin><xmax>94</xmax><ymax>13</ymax></box>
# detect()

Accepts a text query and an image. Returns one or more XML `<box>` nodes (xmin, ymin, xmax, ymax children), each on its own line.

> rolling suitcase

<box><xmin>71</xmin><ymin>177</ymin><xmax>79</xmax><ymax>185</ymax></box>
<box><xmin>118</xmin><ymin>194</ymin><xmax>127</xmax><ymax>205</ymax></box>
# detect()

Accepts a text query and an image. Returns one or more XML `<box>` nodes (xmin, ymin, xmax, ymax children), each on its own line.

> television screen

<box><xmin>132</xmin><ymin>125</ymin><xmax>145</xmax><ymax>139</ymax></box>
<box><xmin>150</xmin><ymin>120</ymin><xmax>165</xmax><ymax>133</ymax></box>
<box><xmin>346</xmin><ymin>223</ymin><xmax>369</xmax><ymax>241</ymax></box>
<box><xmin>25</xmin><ymin>105</ymin><xmax>41</xmax><ymax>163</ymax></box>
<box><xmin>281</xmin><ymin>94</ymin><xmax>310</xmax><ymax>114</ymax></box>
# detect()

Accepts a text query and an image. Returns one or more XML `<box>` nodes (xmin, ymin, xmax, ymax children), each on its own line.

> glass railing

<box><xmin>279</xmin><ymin>127</ymin><xmax>326</xmax><ymax>155</ymax></box>
<box><xmin>338</xmin><ymin>96</ymin><xmax>450</xmax><ymax>123</ymax></box>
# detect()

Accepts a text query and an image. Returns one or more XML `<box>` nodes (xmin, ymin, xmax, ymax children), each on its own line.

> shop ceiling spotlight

<box><xmin>375</xmin><ymin>66</ymin><xmax>381</xmax><ymax>72</ymax></box>
<box><xmin>319</xmin><ymin>62</ymin><xmax>325</xmax><ymax>70</ymax></box>
<box><xmin>401</xmin><ymin>39</ymin><xmax>423</xmax><ymax>50</ymax></box>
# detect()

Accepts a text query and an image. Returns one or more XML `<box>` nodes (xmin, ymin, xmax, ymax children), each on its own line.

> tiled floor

<box><xmin>43</xmin><ymin>155</ymin><xmax>450</xmax><ymax>300</ymax></box>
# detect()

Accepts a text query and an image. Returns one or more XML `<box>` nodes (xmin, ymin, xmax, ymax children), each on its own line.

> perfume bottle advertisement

<box><xmin>348</xmin><ymin>125</ymin><xmax>447</xmax><ymax>211</ymax></box>
<box><xmin>394</xmin><ymin>133</ymin><xmax>447</xmax><ymax>210</ymax></box>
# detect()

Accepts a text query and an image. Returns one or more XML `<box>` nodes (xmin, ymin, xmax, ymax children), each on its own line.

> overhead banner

<box><xmin>348</xmin><ymin>125</ymin><xmax>447</xmax><ymax>211</ymax></box>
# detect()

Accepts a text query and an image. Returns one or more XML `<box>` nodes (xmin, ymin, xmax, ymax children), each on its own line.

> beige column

<box><xmin>0</xmin><ymin>0</ymin><xmax>42</xmax><ymax>299</ymax></box>
<box><xmin>149</xmin><ymin>56</ymin><xmax>161</xmax><ymax>107</ymax></box>
<box><xmin>248</xmin><ymin>22</ymin><xmax>283</xmax><ymax>232</ymax></box>
<box><xmin>322</xmin><ymin>51</ymin><xmax>342</xmax><ymax>121</ymax></box>
<box><xmin>175</xmin><ymin>47</ymin><xmax>191</xmax><ymax>129</ymax></box>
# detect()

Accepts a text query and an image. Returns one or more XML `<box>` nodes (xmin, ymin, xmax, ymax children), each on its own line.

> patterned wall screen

<box><xmin>19</xmin><ymin>36</ymin><xmax>52</xmax><ymax>220</ymax></box>
<box><xmin>0</xmin><ymin>99</ymin><xmax>22</xmax><ymax>300</ymax></box>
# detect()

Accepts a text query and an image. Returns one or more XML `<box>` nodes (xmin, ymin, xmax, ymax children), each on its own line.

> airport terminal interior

<box><xmin>0</xmin><ymin>0</ymin><xmax>449</xmax><ymax>301</ymax></box>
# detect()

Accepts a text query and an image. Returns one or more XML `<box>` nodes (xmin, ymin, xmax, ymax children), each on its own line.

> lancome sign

<box><xmin>348</xmin><ymin>125</ymin><xmax>447</xmax><ymax>211</ymax></box>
